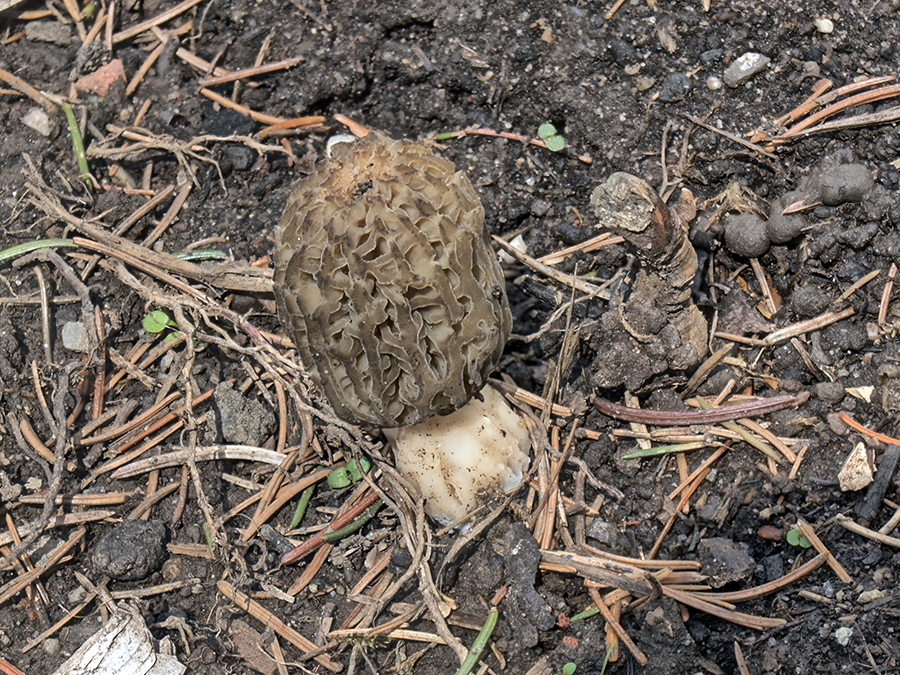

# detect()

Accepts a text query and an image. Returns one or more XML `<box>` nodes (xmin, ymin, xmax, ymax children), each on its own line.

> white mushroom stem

<box><xmin>383</xmin><ymin>386</ymin><xmax>531</xmax><ymax>524</ymax></box>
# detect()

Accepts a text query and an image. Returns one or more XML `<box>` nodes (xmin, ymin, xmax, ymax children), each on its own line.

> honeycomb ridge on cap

<box><xmin>274</xmin><ymin>132</ymin><xmax>512</xmax><ymax>427</ymax></box>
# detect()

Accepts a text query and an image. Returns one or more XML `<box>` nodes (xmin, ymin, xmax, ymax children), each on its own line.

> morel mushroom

<box><xmin>274</xmin><ymin>132</ymin><xmax>530</xmax><ymax>523</ymax></box>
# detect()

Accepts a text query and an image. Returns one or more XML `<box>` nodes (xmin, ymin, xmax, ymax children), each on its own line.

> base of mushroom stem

<box><xmin>383</xmin><ymin>384</ymin><xmax>532</xmax><ymax>525</ymax></box>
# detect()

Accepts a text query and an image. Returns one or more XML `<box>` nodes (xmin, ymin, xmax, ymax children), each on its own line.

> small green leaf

<box><xmin>786</xmin><ymin>528</ymin><xmax>811</xmax><ymax>548</ymax></box>
<box><xmin>143</xmin><ymin>310</ymin><xmax>173</xmax><ymax>333</ymax></box>
<box><xmin>570</xmin><ymin>605</ymin><xmax>600</xmax><ymax>621</ymax></box>
<box><xmin>562</xmin><ymin>663</ymin><xmax>577</xmax><ymax>675</ymax></box>
<box><xmin>537</xmin><ymin>123</ymin><xmax>558</xmax><ymax>139</ymax></box>
<box><xmin>544</xmin><ymin>134</ymin><xmax>566</xmax><ymax>152</ymax></box>
<box><xmin>346</xmin><ymin>457</ymin><xmax>371</xmax><ymax>482</ymax></box>
<box><xmin>327</xmin><ymin>467</ymin><xmax>352</xmax><ymax>489</ymax></box>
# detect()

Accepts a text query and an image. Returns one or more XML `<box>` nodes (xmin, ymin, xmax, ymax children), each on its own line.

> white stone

<box><xmin>22</xmin><ymin>107</ymin><xmax>53</xmax><ymax>136</ymax></box>
<box><xmin>814</xmin><ymin>18</ymin><xmax>834</xmax><ymax>34</ymax></box>
<box><xmin>723</xmin><ymin>52</ymin><xmax>771</xmax><ymax>88</ymax></box>
<box><xmin>62</xmin><ymin>321</ymin><xmax>89</xmax><ymax>352</ymax></box>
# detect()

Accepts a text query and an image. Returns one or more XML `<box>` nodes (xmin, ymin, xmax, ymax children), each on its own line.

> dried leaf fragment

<box><xmin>838</xmin><ymin>441</ymin><xmax>874</xmax><ymax>491</ymax></box>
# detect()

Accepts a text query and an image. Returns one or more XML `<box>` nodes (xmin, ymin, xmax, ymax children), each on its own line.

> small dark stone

<box><xmin>390</xmin><ymin>546</ymin><xmax>413</xmax><ymax>572</ymax></box>
<box><xmin>221</xmin><ymin>144</ymin><xmax>255</xmax><ymax>173</ymax></box>
<box><xmin>658</xmin><ymin>72</ymin><xmax>692</xmax><ymax>102</ymax></box>
<box><xmin>608</xmin><ymin>38</ymin><xmax>638</xmax><ymax>66</ymax></box>
<box><xmin>723</xmin><ymin>212</ymin><xmax>769</xmax><ymax>257</ymax></box>
<box><xmin>686</xmin><ymin>619</ymin><xmax>711</xmax><ymax>644</ymax></box>
<box><xmin>761</xmin><ymin>554</ymin><xmax>784</xmax><ymax>582</ymax></box>
<box><xmin>92</xmin><ymin>520</ymin><xmax>167</xmax><ymax>581</ymax></box>
<box><xmin>790</xmin><ymin>285</ymin><xmax>830</xmax><ymax>318</ymax></box>
<box><xmin>698</xmin><ymin>537</ymin><xmax>755</xmax><ymax>587</ymax></box>
<box><xmin>699</xmin><ymin>48</ymin><xmax>723</xmax><ymax>64</ymax></box>
<box><xmin>814</xmin><ymin>381</ymin><xmax>845</xmax><ymax>404</ymax></box>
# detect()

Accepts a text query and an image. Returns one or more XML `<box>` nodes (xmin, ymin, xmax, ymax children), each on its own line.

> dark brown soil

<box><xmin>2</xmin><ymin>0</ymin><xmax>900</xmax><ymax>674</ymax></box>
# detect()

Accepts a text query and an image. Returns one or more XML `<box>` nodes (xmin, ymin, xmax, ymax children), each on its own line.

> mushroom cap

<box><xmin>274</xmin><ymin>132</ymin><xmax>512</xmax><ymax>427</ymax></box>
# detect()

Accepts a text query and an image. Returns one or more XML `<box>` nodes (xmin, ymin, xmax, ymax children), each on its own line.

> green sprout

<box><xmin>455</xmin><ymin>608</ymin><xmax>499</xmax><ymax>675</ymax></box>
<box><xmin>326</xmin><ymin>457</ymin><xmax>371</xmax><ymax>489</ymax></box>
<box><xmin>786</xmin><ymin>527</ymin><xmax>812</xmax><ymax>548</ymax></box>
<box><xmin>571</xmin><ymin>605</ymin><xmax>600</xmax><ymax>621</ymax></box>
<box><xmin>0</xmin><ymin>239</ymin><xmax>75</xmax><ymax>265</ymax></box>
<box><xmin>561</xmin><ymin>663</ymin><xmax>577</xmax><ymax>675</ymax></box>
<box><xmin>599</xmin><ymin>643</ymin><xmax>614</xmax><ymax>675</ymax></box>
<box><xmin>60</xmin><ymin>101</ymin><xmax>93</xmax><ymax>192</ymax></box>
<box><xmin>142</xmin><ymin>309</ymin><xmax>181</xmax><ymax>343</ymax></box>
<box><xmin>537</xmin><ymin>123</ymin><xmax>566</xmax><ymax>152</ymax></box>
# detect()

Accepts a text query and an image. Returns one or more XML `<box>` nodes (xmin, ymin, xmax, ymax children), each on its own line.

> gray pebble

<box><xmin>814</xmin><ymin>381</ymin><xmax>845</xmax><ymax>404</ymax></box>
<box><xmin>723</xmin><ymin>52</ymin><xmax>770</xmax><ymax>88</ymax></box>
<box><xmin>530</xmin><ymin>199</ymin><xmax>551</xmax><ymax>217</ymax></box>
<box><xmin>816</xmin><ymin>164</ymin><xmax>874</xmax><ymax>205</ymax></box>
<box><xmin>222</xmin><ymin>144</ymin><xmax>255</xmax><ymax>172</ymax></box>
<box><xmin>698</xmin><ymin>537</ymin><xmax>755</xmax><ymax>587</ymax></box>
<box><xmin>25</xmin><ymin>21</ymin><xmax>73</xmax><ymax>45</ymax></box>
<box><xmin>790</xmin><ymin>286</ymin><xmax>830</xmax><ymax>318</ymax></box>
<box><xmin>586</xmin><ymin>519</ymin><xmax>618</xmax><ymax>546</ymax></box>
<box><xmin>92</xmin><ymin>520</ymin><xmax>167</xmax><ymax>581</ymax></box>
<box><xmin>658</xmin><ymin>72</ymin><xmax>692</xmax><ymax>102</ymax></box>
<box><xmin>724</xmin><ymin>212</ymin><xmax>769</xmax><ymax>257</ymax></box>
<box><xmin>214</xmin><ymin>382</ymin><xmax>276</xmax><ymax>446</ymax></box>
<box><xmin>62</xmin><ymin>321</ymin><xmax>89</xmax><ymax>352</ymax></box>
<box><xmin>700</xmin><ymin>48</ymin><xmax>724</xmax><ymax>64</ymax></box>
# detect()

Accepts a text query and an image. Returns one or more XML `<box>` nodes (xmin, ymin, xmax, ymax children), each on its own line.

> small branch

<box><xmin>593</xmin><ymin>393</ymin><xmax>808</xmax><ymax>426</ymax></box>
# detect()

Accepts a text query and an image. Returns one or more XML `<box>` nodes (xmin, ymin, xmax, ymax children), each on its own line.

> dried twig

<box><xmin>835</xmin><ymin>514</ymin><xmax>900</xmax><ymax>548</ymax></box>
<box><xmin>796</xmin><ymin>519</ymin><xmax>852</xmax><ymax>584</ymax></box>
<box><xmin>594</xmin><ymin>393</ymin><xmax>807</xmax><ymax>426</ymax></box>
<box><xmin>112</xmin><ymin>0</ymin><xmax>205</xmax><ymax>43</ymax></box>
<box><xmin>218</xmin><ymin>580</ymin><xmax>342</xmax><ymax>672</ymax></box>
